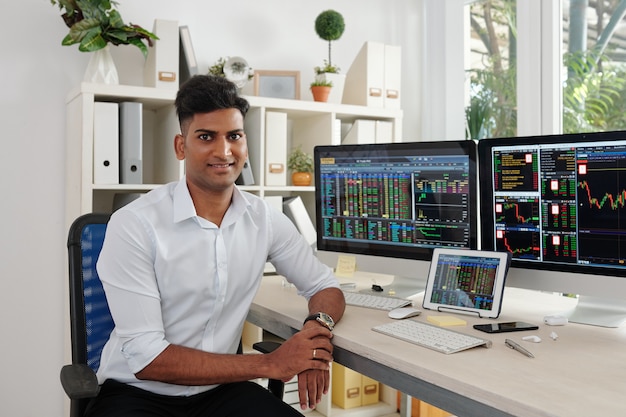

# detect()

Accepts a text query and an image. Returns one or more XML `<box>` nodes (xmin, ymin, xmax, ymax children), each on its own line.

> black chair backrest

<box><xmin>66</xmin><ymin>213</ymin><xmax>112</xmax><ymax>416</ymax></box>
<box><xmin>65</xmin><ymin>212</ymin><xmax>284</xmax><ymax>415</ymax></box>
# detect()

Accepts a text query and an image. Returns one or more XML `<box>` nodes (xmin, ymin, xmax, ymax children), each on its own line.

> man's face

<box><xmin>175</xmin><ymin>108</ymin><xmax>247</xmax><ymax>193</ymax></box>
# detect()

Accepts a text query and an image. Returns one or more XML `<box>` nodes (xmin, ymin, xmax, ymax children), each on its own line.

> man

<box><xmin>87</xmin><ymin>75</ymin><xmax>345</xmax><ymax>416</ymax></box>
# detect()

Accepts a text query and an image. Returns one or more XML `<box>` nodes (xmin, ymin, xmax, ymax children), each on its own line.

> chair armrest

<box><xmin>252</xmin><ymin>341</ymin><xmax>282</xmax><ymax>354</ymax></box>
<box><xmin>60</xmin><ymin>364</ymin><xmax>100</xmax><ymax>399</ymax></box>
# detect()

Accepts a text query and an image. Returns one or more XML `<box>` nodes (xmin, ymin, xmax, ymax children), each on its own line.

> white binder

<box><xmin>342</xmin><ymin>42</ymin><xmax>386</xmax><ymax>108</ymax></box>
<box><xmin>144</xmin><ymin>19</ymin><xmax>179</xmax><ymax>90</ymax></box>
<box><xmin>283</xmin><ymin>196</ymin><xmax>317</xmax><ymax>247</ymax></box>
<box><xmin>235</xmin><ymin>158</ymin><xmax>255</xmax><ymax>185</ymax></box>
<box><xmin>93</xmin><ymin>102</ymin><xmax>119</xmax><ymax>184</ymax></box>
<box><xmin>119</xmin><ymin>102</ymin><xmax>143</xmax><ymax>184</ymax></box>
<box><xmin>178</xmin><ymin>25</ymin><xmax>198</xmax><ymax>84</ymax></box>
<box><xmin>343</xmin><ymin>41</ymin><xmax>402</xmax><ymax>109</ymax></box>
<box><xmin>342</xmin><ymin>119</ymin><xmax>377</xmax><ymax>145</ymax></box>
<box><xmin>265</xmin><ymin>111</ymin><xmax>287</xmax><ymax>186</ymax></box>
<box><xmin>332</xmin><ymin>119</ymin><xmax>342</xmax><ymax>145</ymax></box>
<box><xmin>384</xmin><ymin>44</ymin><xmax>402</xmax><ymax>109</ymax></box>
<box><xmin>375</xmin><ymin>120</ymin><xmax>394</xmax><ymax>143</ymax></box>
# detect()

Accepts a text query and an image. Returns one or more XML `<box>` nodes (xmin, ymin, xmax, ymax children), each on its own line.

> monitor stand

<box><xmin>359</xmin><ymin>274</ymin><xmax>428</xmax><ymax>299</ymax></box>
<box><xmin>565</xmin><ymin>296</ymin><xmax>626</xmax><ymax>328</ymax></box>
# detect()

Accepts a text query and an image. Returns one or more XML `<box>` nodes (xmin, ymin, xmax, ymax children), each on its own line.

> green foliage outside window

<box><xmin>466</xmin><ymin>0</ymin><xmax>626</xmax><ymax>139</ymax></box>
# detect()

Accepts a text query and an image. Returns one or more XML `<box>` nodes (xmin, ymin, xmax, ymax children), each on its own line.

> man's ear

<box><xmin>174</xmin><ymin>134</ymin><xmax>185</xmax><ymax>161</ymax></box>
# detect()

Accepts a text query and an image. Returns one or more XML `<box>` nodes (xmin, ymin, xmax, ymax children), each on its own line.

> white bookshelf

<box><xmin>65</xmin><ymin>82</ymin><xmax>402</xmax><ymax>227</ymax></box>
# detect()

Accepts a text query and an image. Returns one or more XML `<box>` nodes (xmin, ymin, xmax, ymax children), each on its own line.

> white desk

<box><xmin>247</xmin><ymin>275</ymin><xmax>626</xmax><ymax>417</ymax></box>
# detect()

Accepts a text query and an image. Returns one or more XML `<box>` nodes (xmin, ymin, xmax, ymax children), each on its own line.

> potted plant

<box><xmin>287</xmin><ymin>146</ymin><xmax>314</xmax><ymax>186</ymax></box>
<box><xmin>310</xmin><ymin>78</ymin><xmax>333</xmax><ymax>102</ymax></box>
<box><xmin>208</xmin><ymin>56</ymin><xmax>253</xmax><ymax>88</ymax></box>
<box><xmin>51</xmin><ymin>0</ymin><xmax>158</xmax><ymax>83</ymax></box>
<box><xmin>314</xmin><ymin>60</ymin><xmax>340</xmax><ymax>76</ymax></box>
<box><xmin>314</xmin><ymin>10</ymin><xmax>346</xmax><ymax>103</ymax></box>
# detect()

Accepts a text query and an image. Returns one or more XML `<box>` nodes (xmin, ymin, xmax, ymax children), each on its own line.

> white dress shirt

<box><xmin>96</xmin><ymin>178</ymin><xmax>338</xmax><ymax>396</ymax></box>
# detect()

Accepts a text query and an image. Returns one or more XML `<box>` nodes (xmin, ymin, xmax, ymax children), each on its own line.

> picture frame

<box><xmin>253</xmin><ymin>70</ymin><xmax>301</xmax><ymax>100</ymax></box>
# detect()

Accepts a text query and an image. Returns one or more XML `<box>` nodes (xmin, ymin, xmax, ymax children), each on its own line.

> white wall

<box><xmin>0</xmin><ymin>0</ymin><xmax>422</xmax><ymax>415</ymax></box>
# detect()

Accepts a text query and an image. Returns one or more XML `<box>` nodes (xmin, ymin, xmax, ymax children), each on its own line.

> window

<box><xmin>465</xmin><ymin>0</ymin><xmax>518</xmax><ymax>140</ymax></box>
<box><xmin>562</xmin><ymin>0</ymin><xmax>626</xmax><ymax>133</ymax></box>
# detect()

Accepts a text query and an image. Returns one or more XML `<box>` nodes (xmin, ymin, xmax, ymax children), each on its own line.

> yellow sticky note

<box><xmin>427</xmin><ymin>315</ymin><xmax>467</xmax><ymax>327</ymax></box>
<box><xmin>335</xmin><ymin>255</ymin><xmax>356</xmax><ymax>278</ymax></box>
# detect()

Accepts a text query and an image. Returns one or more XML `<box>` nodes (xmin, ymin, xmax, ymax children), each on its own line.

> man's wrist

<box><xmin>303</xmin><ymin>312</ymin><xmax>335</xmax><ymax>331</ymax></box>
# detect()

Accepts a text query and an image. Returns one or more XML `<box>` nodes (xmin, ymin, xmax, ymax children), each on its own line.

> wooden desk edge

<box><xmin>246</xmin><ymin>302</ymin><xmax>518</xmax><ymax>417</ymax></box>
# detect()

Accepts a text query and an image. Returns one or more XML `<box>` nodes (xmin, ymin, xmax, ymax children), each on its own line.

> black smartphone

<box><xmin>473</xmin><ymin>321</ymin><xmax>539</xmax><ymax>333</ymax></box>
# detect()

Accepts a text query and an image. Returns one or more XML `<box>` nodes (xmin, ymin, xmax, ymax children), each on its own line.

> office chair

<box><xmin>60</xmin><ymin>213</ymin><xmax>283</xmax><ymax>417</ymax></box>
<box><xmin>61</xmin><ymin>213</ymin><xmax>112</xmax><ymax>417</ymax></box>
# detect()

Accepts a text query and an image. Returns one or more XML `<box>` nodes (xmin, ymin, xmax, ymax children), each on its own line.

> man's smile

<box><xmin>208</xmin><ymin>162</ymin><xmax>235</xmax><ymax>168</ymax></box>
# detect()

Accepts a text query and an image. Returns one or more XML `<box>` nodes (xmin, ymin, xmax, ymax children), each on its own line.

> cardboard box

<box><xmin>361</xmin><ymin>375</ymin><xmax>380</xmax><ymax>406</ymax></box>
<box><xmin>331</xmin><ymin>363</ymin><xmax>362</xmax><ymax>409</ymax></box>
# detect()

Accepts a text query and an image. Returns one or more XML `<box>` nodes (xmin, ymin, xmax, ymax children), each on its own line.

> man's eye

<box><xmin>199</xmin><ymin>134</ymin><xmax>212</xmax><ymax>141</ymax></box>
<box><xmin>229</xmin><ymin>133</ymin><xmax>243</xmax><ymax>141</ymax></box>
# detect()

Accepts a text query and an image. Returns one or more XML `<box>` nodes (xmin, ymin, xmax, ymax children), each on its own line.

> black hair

<box><xmin>174</xmin><ymin>75</ymin><xmax>250</xmax><ymax>135</ymax></box>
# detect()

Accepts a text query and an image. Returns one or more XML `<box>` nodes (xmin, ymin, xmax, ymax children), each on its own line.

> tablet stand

<box><xmin>436</xmin><ymin>306</ymin><xmax>484</xmax><ymax>318</ymax></box>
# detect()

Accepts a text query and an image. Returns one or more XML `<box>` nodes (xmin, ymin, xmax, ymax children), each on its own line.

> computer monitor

<box><xmin>314</xmin><ymin>140</ymin><xmax>478</xmax><ymax>298</ymax></box>
<box><xmin>478</xmin><ymin>131</ymin><xmax>626</xmax><ymax>327</ymax></box>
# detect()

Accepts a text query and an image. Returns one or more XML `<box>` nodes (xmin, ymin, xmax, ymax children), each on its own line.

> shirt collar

<box><xmin>173</xmin><ymin>177</ymin><xmax>196</xmax><ymax>223</ymax></box>
<box><xmin>172</xmin><ymin>177</ymin><xmax>251</xmax><ymax>226</ymax></box>
<box><xmin>222</xmin><ymin>187</ymin><xmax>251</xmax><ymax>227</ymax></box>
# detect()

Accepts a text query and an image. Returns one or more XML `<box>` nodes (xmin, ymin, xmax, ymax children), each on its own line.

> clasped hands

<box><xmin>266</xmin><ymin>325</ymin><xmax>334</xmax><ymax>410</ymax></box>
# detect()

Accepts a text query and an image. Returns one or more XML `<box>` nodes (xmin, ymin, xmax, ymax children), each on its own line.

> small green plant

<box><xmin>208</xmin><ymin>57</ymin><xmax>228</xmax><ymax>76</ymax></box>
<box><xmin>310</xmin><ymin>79</ymin><xmax>333</xmax><ymax>88</ymax></box>
<box><xmin>208</xmin><ymin>57</ymin><xmax>253</xmax><ymax>80</ymax></box>
<box><xmin>287</xmin><ymin>146</ymin><xmax>314</xmax><ymax>173</ymax></box>
<box><xmin>314</xmin><ymin>10</ymin><xmax>345</xmax><ymax>72</ymax></box>
<box><xmin>314</xmin><ymin>60</ymin><xmax>340</xmax><ymax>75</ymax></box>
<box><xmin>50</xmin><ymin>0</ymin><xmax>158</xmax><ymax>57</ymax></box>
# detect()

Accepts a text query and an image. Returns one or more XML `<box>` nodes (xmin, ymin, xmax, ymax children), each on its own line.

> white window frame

<box><xmin>516</xmin><ymin>1</ymin><xmax>562</xmax><ymax>136</ymax></box>
<box><xmin>419</xmin><ymin>0</ymin><xmax>562</xmax><ymax>140</ymax></box>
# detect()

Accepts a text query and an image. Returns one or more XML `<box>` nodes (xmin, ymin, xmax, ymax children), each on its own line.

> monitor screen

<box><xmin>314</xmin><ymin>140</ymin><xmax>478</xmax><ymax>296</ymax></box>
<box><xmin>478</xmin><ymin>131</ymin><xmax>626</xmax><ymax>326</ymax></box>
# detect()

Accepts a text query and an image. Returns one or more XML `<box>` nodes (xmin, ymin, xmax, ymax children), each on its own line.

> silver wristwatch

<box><xmin>304</xmin><ymin>312</ymin><xmax>335</xmax><ymax>331</ymax></box>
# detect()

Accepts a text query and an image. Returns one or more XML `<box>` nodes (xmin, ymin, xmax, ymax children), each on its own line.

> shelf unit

<box><xmin>64</xmin><ymin>82</ymin><xmax>404</xmax><ymax>417</ymax></box>
<box><xmin>65</xmin><ymin>82</ymin><xmax>403</xmax><ymax>227</ymax></box>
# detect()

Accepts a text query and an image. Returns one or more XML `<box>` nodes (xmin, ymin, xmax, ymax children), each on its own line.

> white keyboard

<box><xmin>342</xmin><ymin>291</ymin><xmax>412</xmax><ymax>311</ymax></box>
<box><xmin>372</xmin><ymin>320</ymin><xmax>492</xmax><ymax>354</ymax></box>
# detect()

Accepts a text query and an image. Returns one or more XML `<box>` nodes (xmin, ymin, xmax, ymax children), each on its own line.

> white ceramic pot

<box><xmin>84</xmin><ymin>45</ymin><xmax>119</xmax><ymax>84</ymax></box>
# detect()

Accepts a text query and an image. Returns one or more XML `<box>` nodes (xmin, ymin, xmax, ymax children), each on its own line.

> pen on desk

<box><xmin>505</xmin><ymin>338</ymin><xmax>534</xmax><ymax>358</ymax></box>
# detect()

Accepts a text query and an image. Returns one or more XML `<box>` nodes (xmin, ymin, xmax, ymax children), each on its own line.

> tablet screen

<box><xmin>422</xmin><ymin>248</ymin><xmax>511</xmax><ymax>318</ymax></box>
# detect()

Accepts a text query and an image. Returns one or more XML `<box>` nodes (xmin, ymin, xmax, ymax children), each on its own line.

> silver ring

<box><xmin>313</xmin><ymin>349</ymin><xmax>317</xmax><ymax>359</ymax></box>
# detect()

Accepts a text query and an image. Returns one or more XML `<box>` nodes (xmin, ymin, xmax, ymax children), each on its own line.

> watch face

<box><xmin>318</xmin><ymin>312</ymin><xmax>334</xmax><ymax>330</ymax></box>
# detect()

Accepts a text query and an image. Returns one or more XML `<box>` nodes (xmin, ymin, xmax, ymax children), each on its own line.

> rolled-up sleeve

<box><xmin>97</xmin><ymin>210</ymin><xmax>170</xmax><ymax>373</ymax></box>
<box><xmin>267</xmin><ymin>208</ymin><xmax>339</xmax><ymax>299</ymax></box>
